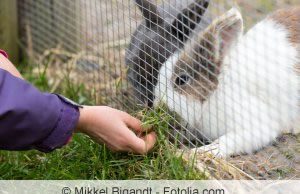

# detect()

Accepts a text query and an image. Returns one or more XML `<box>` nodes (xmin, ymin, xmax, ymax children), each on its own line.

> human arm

<box><xmin>0</xmin><ymin>51</ymin><xmax>156</xmax><ymax>154</ymax></box>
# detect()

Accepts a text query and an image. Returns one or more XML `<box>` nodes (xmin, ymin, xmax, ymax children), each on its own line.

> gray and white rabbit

<box><xmin>154</xmin><ymin>7</ymin><xmax>300</xmax><ymax>157</ymax></box>
<box><xmin>125</xmin><ymin>0</ymin><xmax>210</xmax><ymax>107</ymax></box>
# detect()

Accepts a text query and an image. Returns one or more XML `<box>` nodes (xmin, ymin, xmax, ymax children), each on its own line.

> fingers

<box><xmin>127</xmin><ymin>131</ymin><xmax>157</xmax><ymax>155</ymax></box>
<box><xmin>141</xmin><ymin>132</ymin><xmax>157</xmax><ymax>153</ymax></box>
<box><xmin>119</xmin><ymin>111</ymin><xmax>151</xmax><ymax>132</ymax></box>
<box><xmin>119</xmin><ymin>111</ymin><xmax>157</xmax><ymax>154</ymax></box>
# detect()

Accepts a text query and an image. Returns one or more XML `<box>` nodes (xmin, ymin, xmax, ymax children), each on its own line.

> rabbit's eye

<box><xmin>175</xmin><ymin>73</ymin><xmax>190</xmax><ymax>86</ymax></box>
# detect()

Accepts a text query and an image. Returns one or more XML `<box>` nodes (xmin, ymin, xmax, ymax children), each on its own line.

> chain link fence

<box><xmin>17</xmin><ymin>0</ymin><xmax>300</xmax><ymax>179</ymax></box>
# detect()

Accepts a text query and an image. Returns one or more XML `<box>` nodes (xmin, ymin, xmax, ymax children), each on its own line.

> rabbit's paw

<box><xmin>191</xmin><ymin>141</ymin><xmax>225</xmax><ymax>158</ymax></box>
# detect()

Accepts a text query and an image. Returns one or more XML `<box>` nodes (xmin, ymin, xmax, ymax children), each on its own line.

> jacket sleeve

<box><xmin>0</xmin><ymin>68</ymin><xmax>80</xmax><ymax>152</ymax></box>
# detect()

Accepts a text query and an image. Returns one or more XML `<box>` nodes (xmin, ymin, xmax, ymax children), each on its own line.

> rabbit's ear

<box><xmin>179</xmin><ymin>8</ymin><xmax>243</xmax><ymax>80</ymax></box>
<box><xmin>135</xmin><ymin>0</ymin><xmax>163</xmax><ymax>26</ymax></box>
<box><xmin>171</xmin><ymin>0</ymin><xmax>210</xmax><ymax>42</ymax></box>
<box><xmin>205</xmin><ymin>8</ymin><xmax>243</xmax><ymax>61</ymax></box>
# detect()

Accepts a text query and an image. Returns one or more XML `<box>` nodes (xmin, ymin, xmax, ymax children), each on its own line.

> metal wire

<box><xmin>18</xmin><ymin>0</ymin><xmax>300</xmax><ymax>179</ymax></box>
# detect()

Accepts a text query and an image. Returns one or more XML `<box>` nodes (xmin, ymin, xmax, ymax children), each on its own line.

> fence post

<box><xmin>0</xmin><ymin>0</ymin><xmax>19</xmax><ymax>63</ymax></box>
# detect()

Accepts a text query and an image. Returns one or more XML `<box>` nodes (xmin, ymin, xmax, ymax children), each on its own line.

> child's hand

<box><xmin>75</xmin><ymin>106</ymin><xmax>157</xmax><ymax>154</ymax></box>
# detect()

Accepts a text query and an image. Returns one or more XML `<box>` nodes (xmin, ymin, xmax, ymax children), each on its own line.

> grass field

<box><xmin>0</xmin><ymin>61</ymin><xmax>205</xmax><ymax>180</ymax></box>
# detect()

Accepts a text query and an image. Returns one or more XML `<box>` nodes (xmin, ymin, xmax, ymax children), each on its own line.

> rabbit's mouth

<box><xmin>153</xmin><ymin>99</ymin><xmax>210</xmax><ymax>147</ymax></box>
<box><xmin>182</xmin><ymin>122</ymin><xmax>211</xmax><ymax>147</ymax></box>
<box><xmin>164</xmin><ymin>110</ymin><xmax>210</xmax><ymax>148</ymax></box>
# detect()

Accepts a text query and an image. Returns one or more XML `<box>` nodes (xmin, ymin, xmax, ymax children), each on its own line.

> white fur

<box><xmin>154</xmin><ymin>12</ymin><xmax>299</xmax><ymax>157</ymax></box>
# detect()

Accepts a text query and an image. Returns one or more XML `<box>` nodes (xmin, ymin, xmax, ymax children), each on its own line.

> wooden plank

<box><xmin>0</xmin><ymin>0</ymin><xmax>19</xmax><ymax>63</ymax></box>
<box><xmin>52</xmin><ymin>0</ymin><xmax>82</xmax><ymax>52</ymax></box>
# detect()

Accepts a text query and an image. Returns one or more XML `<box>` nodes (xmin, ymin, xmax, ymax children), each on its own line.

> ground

<box><xmin>229</xmin><ymin>134</ymin><xmax>300</xmax><ymax>179</ymax></box>
<box><xmin>185</xmin><ymin>134</ymin><xmax>300</xmax><ymax>179</ymax></box>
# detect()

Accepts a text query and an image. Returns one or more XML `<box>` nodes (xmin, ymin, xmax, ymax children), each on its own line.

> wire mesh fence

<box><xmin>17</xmin><ymin>0</ymin><xmax>300</xmax><ymax>179</ymax></box>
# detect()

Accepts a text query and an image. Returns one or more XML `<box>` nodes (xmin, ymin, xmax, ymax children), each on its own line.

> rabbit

<box><xmin>125</xmin><ymin>0</ymin><xmax>210</xmax><ymax>107</ymax></box>
<box><xmin>154</xmin><ymin>7</ymin><xmax>300</xmax><ymax>157</ymax></box>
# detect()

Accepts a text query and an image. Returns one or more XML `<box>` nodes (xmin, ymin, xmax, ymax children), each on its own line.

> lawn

<box><xmin>0</xmin><ymin>61</ymin><xmax>205</xmax><ymax>180</ymax></box>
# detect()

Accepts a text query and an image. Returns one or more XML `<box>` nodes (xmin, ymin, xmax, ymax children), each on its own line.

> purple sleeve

<box><xmin>0</xmin><ymin>68</ymin><xmax>80</xmax><ymax>152</ymax></box>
